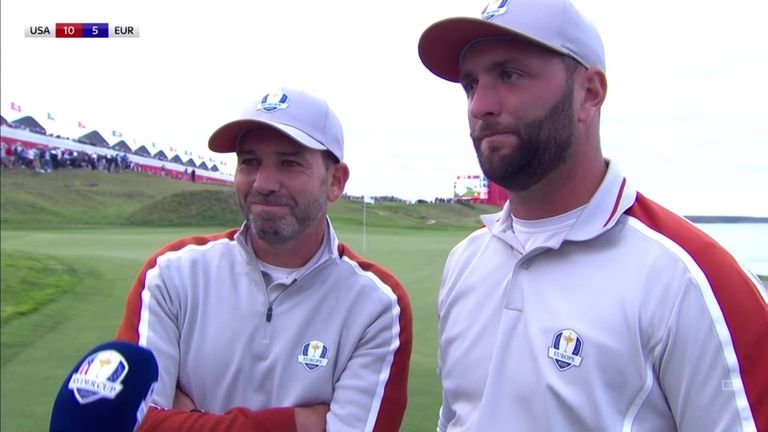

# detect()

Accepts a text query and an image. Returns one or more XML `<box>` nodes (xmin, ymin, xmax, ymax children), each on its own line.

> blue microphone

<box><xmin>50</xmin><ymin>340</ymin><xmax>159</xmax><ymax>432</ymax></box>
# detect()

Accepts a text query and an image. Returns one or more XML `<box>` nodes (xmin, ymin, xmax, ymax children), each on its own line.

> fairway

<box><xmin>0</xmin><ymin>222</ymin><xmax>474</xmax><ymax>431</ymax></box>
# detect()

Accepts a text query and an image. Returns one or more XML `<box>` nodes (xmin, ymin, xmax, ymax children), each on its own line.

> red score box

<box><xmin>55</xmin><ymin>23</ymin><xmax>83</xmax><ymax>38</ymax></box>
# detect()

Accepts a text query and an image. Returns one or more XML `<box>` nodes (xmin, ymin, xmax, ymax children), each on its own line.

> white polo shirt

<box><xmin>437</xmin><ymin>162</ymin><xmax>767</xmax><ymax>431</ymax></box>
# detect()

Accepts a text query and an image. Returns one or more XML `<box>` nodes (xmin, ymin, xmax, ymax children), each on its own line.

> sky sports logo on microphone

<box><xmin>68</xmin><ymin>349</ymin><xmax>128</xmax><ymax>404</ymax></box>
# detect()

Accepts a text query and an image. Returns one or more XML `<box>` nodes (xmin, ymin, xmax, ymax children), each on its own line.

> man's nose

<box><xmin>251</xmin><ymin>165</ymin><xmax>279</xmax><ymax>194</ymax></box>
<box><xmin>468</xmin><ymin>80</ymin><xmax>502</xmax><ymax>120</ymax></box>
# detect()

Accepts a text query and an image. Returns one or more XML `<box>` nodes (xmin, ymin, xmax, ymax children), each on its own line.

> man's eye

<box><xmin>501</xmin><ymin>69</ymin><xmax>523</xmax><ymax>81</ymax></box>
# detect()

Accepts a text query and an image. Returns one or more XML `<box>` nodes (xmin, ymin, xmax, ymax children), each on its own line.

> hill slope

<box><xmin>1</xmin><ymin>169</ymin><xmax>231</xmax><ymax>227</ymax></box>
<box><xmin>1</xmin><ymin>169</ymin><xmax>496</xmax><ymax>230</ymax></box>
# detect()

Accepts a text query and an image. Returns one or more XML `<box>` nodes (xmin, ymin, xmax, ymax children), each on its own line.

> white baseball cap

<box><xmin>209</xmin><ymin>88</ymin><xmax>344</xmax><ymax>161</ymax></box>
<box><xmin>418</xmin><ymin>0</ymin><xmax>605</xmax><ymax>82</ymax></box>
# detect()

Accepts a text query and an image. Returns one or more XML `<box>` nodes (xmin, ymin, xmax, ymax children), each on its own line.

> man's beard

<box><xmin>471</xmin><ymin>81</ymin><xmax>575</xmax><ymax>192</ymax></box>
<box><xmin>240</xmin><ymin>181</ymin><xmax>327</xmax><ymax>246</ymax></box>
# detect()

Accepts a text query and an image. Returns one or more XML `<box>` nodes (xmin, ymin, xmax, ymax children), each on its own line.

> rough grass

<box><xmin>0</xmin><ymin>250</ymin><xmax>80</xmax><ymax>325</ymax></box>
<box><xmin>125</xmin><ymin>189</ymin><xmax>243</xmax><ymax>227</ymax></box>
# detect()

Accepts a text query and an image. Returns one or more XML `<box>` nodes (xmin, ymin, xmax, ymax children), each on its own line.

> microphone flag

<box><xmin>49</xmin><ymin>340</ymin><xmax>159</xmax><ymax>432</ymax></box>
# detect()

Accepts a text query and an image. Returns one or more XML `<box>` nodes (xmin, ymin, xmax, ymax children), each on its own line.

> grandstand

<box><xmin>112</xmin><ymin>140</ymin><xmax>132</xmax><ymax>153</ymax></box>
<box><xmin>132</xmin><ymin>145</ymin><xmax>153</xmax><ymax>158</ymax></box>
<box><xmin>0</xmin><ymin>112</ymin><xmax>233</xmax><ymax>185</ymax></box>
<box><xmin>153</xmin><ymin>150</ymin><xmax>170</xmax><ymax>162</ymax></box>
<box><xmin>78</xmin><ymin>130</ymin><xmax>110</xmax><ymax>148</ymax></box>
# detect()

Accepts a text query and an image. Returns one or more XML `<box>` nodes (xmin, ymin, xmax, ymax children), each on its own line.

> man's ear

<box><xmin>576</xmin><ymin>67</ymin><xmax>607</xmax><ymax>123</ymax></box>
<box><xmin>327</xmin><ymin>162</ymin><xmax>350</xmax><ymax>203</ymax></box>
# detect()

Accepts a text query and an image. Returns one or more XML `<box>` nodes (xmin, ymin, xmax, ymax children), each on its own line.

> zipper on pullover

<box><xmin>263</xmin><ymin>278</ymin><xmax>298</xmax><ymax>329</ymax></box>
<box><xmin>260</xmin><ymin>258</ymin><xmax>334</xmax><ymax>340</ymax></box>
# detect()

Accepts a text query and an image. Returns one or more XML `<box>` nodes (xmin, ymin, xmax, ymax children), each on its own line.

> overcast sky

<box><xmin>1</xmin><ymin>0</ymin><xmax>766</xmax><ymax>216</ymax></box>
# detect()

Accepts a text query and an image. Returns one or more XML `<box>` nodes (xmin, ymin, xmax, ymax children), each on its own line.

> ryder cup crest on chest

<box><xmin>548</xmin><ymin>329</ymin><xmax>584</xmax><ymax>371</ymax></box>
<box><xmin>68</xmin><ymin>349</ymin><xmax>128</xmax><ymax>403</ymax></box>
<box><xmin>298</xmin><ymin>340</ymin><xmax>330</xmax><ymax>372</ymax></box>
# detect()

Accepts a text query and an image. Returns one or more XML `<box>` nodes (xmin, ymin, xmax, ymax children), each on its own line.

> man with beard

<box><xmin>115</xmin><ymin>88</ymin><xmax>412</xmax><ymax>432</ymax></box>
<box><xmin>418</xmin><ymin>0</ymin><xmax>767</xmax><ymax>431</ymax></box>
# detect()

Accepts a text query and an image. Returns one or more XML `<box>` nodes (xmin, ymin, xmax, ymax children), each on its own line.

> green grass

<box><xmin>0</xmin><ymin>251</ymin><xmax>80</xmax><ymax>325</ymax></box>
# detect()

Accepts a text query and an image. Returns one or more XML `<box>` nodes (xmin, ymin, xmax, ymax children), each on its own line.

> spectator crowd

<box><xmin>1</xmin><ymin>141</ymin><xmax>133</xmax><ymax>173</ymax></box>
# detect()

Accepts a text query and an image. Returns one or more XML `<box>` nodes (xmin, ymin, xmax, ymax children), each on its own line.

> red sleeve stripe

<box><xmin>627</xmin><ymin>194</ymin><xmax>767</xmax><ymax>430</ymax></box>
<box><xmin>337</xmin><ymin>243</ymin><xmax>412</xmax><ymax>432</ymax></box>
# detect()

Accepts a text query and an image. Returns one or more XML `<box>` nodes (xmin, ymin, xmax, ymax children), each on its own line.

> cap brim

<box><xmin>208</xmin><ymin>119</ymin><xmax>326</xmax><ymax>154</ymax></box>
<box><xmin>418</xmin><ymin>17</ymin><xmax>566</xmax><ymax>82</ymax></box>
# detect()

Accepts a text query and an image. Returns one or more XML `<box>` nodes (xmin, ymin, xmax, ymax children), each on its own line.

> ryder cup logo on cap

<box><xmin>481</xmin><ymin>0</ymin><xmax>509</xmax><ymax>20</ymax></box>
<box><xmin>258</xmin><ymin>91</ymin><xmax>289</xmax><ymax>112</ymax></box>
<box><xmin>417</xmin><ymin>0</ymin><xmax>606</xmax><ymax>82</ymax></box>
<box><xmin>298</xmin><ymin>340</ymin><xmax>330</xmax><ymax>372</ymax></box>
<box><xmin>68</xmin><ymin>349</ymin><xmax>129</xmax><ymax>403</ymax></box>
<box><xmin>547</xmin><ymin>329</ymin><xmax>584</xmax><ymax>371</ymax></box>
<box><xmin>208</xmin><ymin>87</ymin><xmax>344</xmax><ymax>161</ymax></box>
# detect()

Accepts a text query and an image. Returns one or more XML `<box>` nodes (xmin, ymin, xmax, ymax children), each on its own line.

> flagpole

<box><xmin>363</xmin><ymin>197</ymin><xmax>367</xmax><ymax>252</ymax></box>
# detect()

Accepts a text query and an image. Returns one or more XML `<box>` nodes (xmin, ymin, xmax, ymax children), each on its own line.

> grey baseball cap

<box><xmin>209</xmin><ymin>88</ymin><xmax>344</xmax><ymax>161</ymax></box>
<box><xmin>418</xmin><ymin>0</ymin><xmax>605</xmax><ymax>82</ymax></box>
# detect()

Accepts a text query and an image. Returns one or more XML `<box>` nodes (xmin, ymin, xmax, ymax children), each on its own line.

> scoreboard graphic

<box><xmin>25</xmin><ymin>24</ymin><xmax>139</xmax><ymax>38</ymax></box>
<box><xmin>454</xmin><ymin>174</ymin><xmax>489</xmax><ymax>201</ymax></box>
